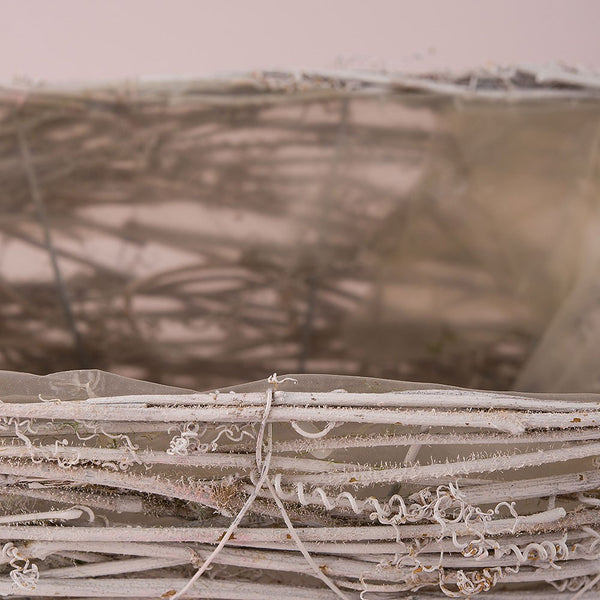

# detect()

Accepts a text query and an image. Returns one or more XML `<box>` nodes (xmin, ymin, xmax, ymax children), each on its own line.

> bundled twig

<box><xmin>0</xmin><ymin>371</ymin><xmax>599</xmax><ymax>598</ymax></box>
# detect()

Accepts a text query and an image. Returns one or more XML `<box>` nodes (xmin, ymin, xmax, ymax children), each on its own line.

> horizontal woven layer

<box><xmin>0</xmin><ymin>371</ymin><xmax>599</xmax><ymax>597</ymax></box>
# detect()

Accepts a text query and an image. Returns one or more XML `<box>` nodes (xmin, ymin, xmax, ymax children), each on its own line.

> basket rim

<box><xmin>2</xmin><ymin>64</ymin><xmax>600</xmax><ymax>103</ymax></box>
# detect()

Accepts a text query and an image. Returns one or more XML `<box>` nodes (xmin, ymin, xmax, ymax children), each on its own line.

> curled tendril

<box><xmin>167</xmin><ymin>423</ymin><xmax>255</xmax><ymax>455</ymax></box>
<box><xmin>267</xmin><ymin>373</ymin><xmax>298</xmax><ymax>385</ymax></box>
<box><xmin>290</xmin><ymin>421</ymin><xmax>338</xmax><ymax>439</ymax></box>
<box><xmin>98</xmin><ymin>428</ymin><xmax>139</xmax><ymax>452</ymax></box>
<box><xmin>2</xmin><ymin>543</ymin><xmax>39</xmax><ymax>591</ymax></box>
<box><xmin>438</xmin><ymin>566</ymin><xmax>503</xmax><ymax>597</ymax></box>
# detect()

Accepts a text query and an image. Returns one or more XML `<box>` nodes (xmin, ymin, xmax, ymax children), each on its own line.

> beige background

<box><xmin>1</xmin><ymin>0</ymin><xmax>600</xmax><ymax>83</ymax></box>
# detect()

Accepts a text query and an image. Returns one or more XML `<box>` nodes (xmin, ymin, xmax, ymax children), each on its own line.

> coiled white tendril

<box><xmin>167</xmin><ymin>423</ymin><xmax>256</xmax><ymax>456</ymax></box>
<box><xmin>211</xmin><ymin>424</ymin><xmax>256</xmax><ymax>446</ymax></box>
<box><xmin>0</xmin><ymin>417</ymin><xmax>38</xmax><ymax>447</ymax></box>
<box><xmin>271</xmin><ymin>478</ymin><xmax>518</xmax><ymax>534</ymax></box>
<box><xmin>550</xmin><ymin>575</ymin><xmax>594</xmax><ymax>592</ymax></box>
<box><xmin>497</xmin><ymin>534</ymin><xmax>568</xmax><ymax>568</ymax></box>
<box><xmin>2</xmin><ymin>543</ymin><xmax>38</xmax><ymax>591</ymax></box>
<box><xmin>167</xmin><ymin>422</ymin><xmax>206</xmax><ymax>456</ymax></box>
<box><xmin>438</xmin><ymin>566</ymin><xmax>506</xmax><ymax>597</ymax></box>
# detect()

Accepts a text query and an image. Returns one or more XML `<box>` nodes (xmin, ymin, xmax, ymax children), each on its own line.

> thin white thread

<box><xmin>255</xmin><ymin>388</ymin><xmax>273</xmax><ymax>471</ymax></box>
<box><xmin>171</xmin><ymin>381</ymin><xmax>275</xmax><ymax>600</ymax></box>
<box><xmin>266</xmin><ymin>476</ymin><xmax>351</xmax><ymax>600</ymax></box>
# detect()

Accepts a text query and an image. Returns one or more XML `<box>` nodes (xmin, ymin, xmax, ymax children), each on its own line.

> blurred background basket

<box><xmin>1</xmin><ymin>66</ymin><xmax>600</xmax><ymax>392</ymax></box>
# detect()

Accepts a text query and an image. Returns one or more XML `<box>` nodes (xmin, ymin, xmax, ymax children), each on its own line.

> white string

<box><xmin>170</xmin><ymin>381</ymin><xmax>275</xmax><ymax>600</ymax></box>
<box><xmin>256</xmin><ymin>388</ymin><xmax>273</xmax><ymax>470</ymax></box>
<box><xmin>266</xmin><ymin>476</ymin><xmax>351</xmax><ymax>600</ymax></box>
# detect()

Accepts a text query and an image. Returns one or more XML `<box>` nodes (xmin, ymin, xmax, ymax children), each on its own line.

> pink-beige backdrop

<box><xmin>1</xmin><ymin>0</ymin><xmax>599</xmax><ymax>83</ymax></box>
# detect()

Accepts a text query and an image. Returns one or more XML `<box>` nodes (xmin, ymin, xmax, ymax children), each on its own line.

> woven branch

<box><xmin>0</xmin><ymin>373</ymin><xmax>599</xmax><ymax>598</ymax></box>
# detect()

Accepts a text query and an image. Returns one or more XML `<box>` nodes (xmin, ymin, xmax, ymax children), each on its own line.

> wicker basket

<box><xmin>0</xmin><ymin>369</ymin><xmax>599</xmax><ymax>598</ymax></box>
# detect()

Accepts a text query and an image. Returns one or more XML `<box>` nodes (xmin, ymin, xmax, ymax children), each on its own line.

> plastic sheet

<box><xmin>0</xmin><ymin>368</ymin><xmax>192</xmax><ymax>402</ymax></box>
